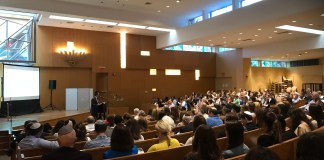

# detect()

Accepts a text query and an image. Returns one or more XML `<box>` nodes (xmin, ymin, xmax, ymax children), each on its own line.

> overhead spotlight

<box><xmin>208</xmin><ymin>40</ymin><xmax>212</xmax><ymax>42</ymax></box>
<box><xmin>308</xmin><ymin>23</ymin><xmax>314</xmax><ymax>26</ymax></box>
<box><xmin>298</xmin><ymin>54</ymin><xmax>302</xmax><ymax>56</ymax></box>
<box><xmin>176</xmin><ymin>0</ymin><xmax>181</xmax><ymax>3</ymax></box>
<box><xmin>257</xmin><ymin>28</ymin><xmax>262</xmax><ymax>30</ymax></box>
<box><xmin>166</xmin><ymin>5</ymin><xmax>170</xmax><ymax>8</ymax></box>
<box><xmin>239</xmin><ymin>32</ymin><xmax>243</xmax><ymax>35</ymax></box>
<box><xmin>292</xmin><ymin>20</ymin><xmax>296</xmax><ymax>23</ymax></box>
<box><xmin>269</xmin><ymin>37</ymin><xmax>272</xmax><ymax>38</ymax></box>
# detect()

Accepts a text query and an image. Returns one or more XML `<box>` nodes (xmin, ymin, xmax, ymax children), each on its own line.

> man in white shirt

<box><xmin>85</xmin><ymin>116</ymin><xmax>95</xmax><ymax>132</ymax></box>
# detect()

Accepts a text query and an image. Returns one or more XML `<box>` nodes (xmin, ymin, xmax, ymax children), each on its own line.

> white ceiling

<box><xmin>1</xmin><ymin>0</ymin><xmax>324</xmax><ymax>60</ymax></box>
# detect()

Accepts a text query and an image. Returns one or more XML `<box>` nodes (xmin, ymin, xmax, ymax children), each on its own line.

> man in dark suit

<box><xmin>91</xmin><ymin>91</ymin><xmax>105</xmax><ymax>119</ymax></box>
<box><xmin>41</xmin><ymin>125</ymin><xmax>92</xmax><ymax>160</ymax></box>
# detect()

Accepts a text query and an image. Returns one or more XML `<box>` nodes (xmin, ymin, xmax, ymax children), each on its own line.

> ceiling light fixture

<box><xmin>288</xmin><ymin>32</ymin><xmax>292</xmax><ymax>34</ymax></box>
<box><xmin>157</xmin><ymin>10</ymin><xmax>161</xmax><ymax>12</ymax></box>
<box><xmin>274</xmin><ymin>30</ymin><xmax>278</xmax><ymax>33</ymax></box>
<box><xmin>84</xmin><ymin>19</ymin><xmax>117</xmax><ymax>25</ymax></box>
<box><xmin>239</xmin><ymin>32</ymin><xmax>243</xmax><ymax>35</ymax></box>
<box><xmin>276</xmin><ymin>25</ymin><xmax>324</xmax><ymax>35</ymax></box>
<box><xmin>254</xmin><ymin>35</ymin><xmax>258</xmax><ymax>37</ymax></box>
<box><xmin>118</xmin><ymin>23</ymin><xmax>146</xmax><ymax>29</ymax></box>
<box><xmin>269</xmin><ymin>37</ymin><xmax>272</xmax><ymax>38</ymax></box>
<box><xmin>208</xmin><ymin>40</ymin><xmax>212</xmax><ymax>42</ymax></box>
<box><xmin>252</xmin><ymin>40</ymin><xmax>255</xmax><ymax>41</ymax></box>
<box><xmin>308</xmin><ymin>23</ymin><xmax>313</xmax><ymax>26</ymax></box>
<box><xmin>166</xmin><ymin>5</ymin><xmax>170</xmax><ymax>8</ymax></box>
<box><xmin>257</xmin><ymin>28</ymin><xmax>262</xmax><ymax>30</ymax></box>
<box><xmin>146</xmin><ymin>27</ymin><xmax>175</xmax><ymax>32</ymax></box>
<box><xmin>176</xmin><ymin>0</ymin><xmax>181</xmax><ymax>3</ymax></box>
<box><xmin>49</xmin><ymin>15</ymin><xmax>83</xmax><ymax>22</ymax></box>
<box><xmin>321</xmin><ymin>14</ymin><xmax>324</xmax><ymax>16</ymax></box>
<box><xmin>292</xmin><ymin>21</ymin><xmax>296</xmax><ymax>23</ymax></box>
<box><xmin>222</xmin><ymin>36</ymin><xmax>226</xmax><ymax>38</ymax></box>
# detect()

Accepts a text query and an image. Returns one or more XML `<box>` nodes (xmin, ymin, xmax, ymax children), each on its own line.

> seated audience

<box><xmin>105</xmin><ymin>114</ymin><xmax>115</xmax><ymax>137</ymax></box>
<box><xmin>85</xmin><ymin>116</ymin><xmax>95</xmax><ymax>132</ymax></box>
<box><xmin>245</xmin><ymin>146</ymin><xmax>280</xmax><ymax>160</ymax></box>
<box><xmin>41</xmin><ymin>125</ymin><xmax>92</xmax><ymax>160</ymax></box>
<box><xmin>74</xmin><ymin>122</ymin><xmax>90</xmax><ymax>142</ymax></box>
<box><xmin>289</xmin><ymin>108</ymin><xmax>315</xmax><ymax>136</ymax></box>
<box><xmin>126</xmin><ymin>118</ymin><xmax>144</xmax><ymax>142</ymax></box>
<box><xmin>103</xmin><ymin>125</ymin><xmax>138</xmax><ymax>159</ymax></box>
<box><xmin>206</xmin><ymin>108</ymin><xmax>223</xmax><ymax>127</ymax></box>
<box><xmin>114</xmin><ymin>115</ymin><xmax>123</xmax><ymax>126</ymax></box>
<box><xmin>223</xmin><ymin>121</ymin><xmax>249</xmax><ymax>158</ymax></box>
<box><xmin>52</xmin><ymin>120</ymin><xmax>65</xmax><ymax>137</ymax></box>
<box><xmin>179</xmin><ymin>114</ymin><xmax>193</xmax><ymax>133</ymax></box>
<box><xmin>147</xmin><ymin>120</ymin><xmax>180</xmax><ymax>152</ymax></box>
<box><xmin>308</xmin><ymin>104</ymin><xmax>324</xmax><ymax>128</ymax></box>
<box><xmin>296</xmin><ymin>132</ymin><xmax>324</xmax><ymax>160</ymax></box>
<box><xmin>185</xmin><ymin>115</ymin><xmax>207</xmax><ymax>145</ymax></box>
<box><xmin>19</xmin><ymin>122</ymin><xmax>59</xmax><ymax>149</ymax></box>
<box><xmin>138</xmin><ymin>117</ymin><xmax>149</xmax><ymax>132</ymax></box>
<box><xmin>185</xmin><ymin>124</ymin><xmax>222</xmax><ymax>160</ymax></box>
<box><xmin>133</xmin><ymin>108</ymin><xmax>140</xmax><ymax>120</ymax></box>
<box><xmin>259</xmin><ymin>111</ymin><xmax>282</xmax><ymax>146</ymax></box>
<box><xmin>84</xmin><ymin>120</ymin><xmax>110</xmax><ymax>149</ymax></box>
<box><xmin>240</xmin><ymin>113</ymin><xmax>258</xmax><ymax>131</ymax></box>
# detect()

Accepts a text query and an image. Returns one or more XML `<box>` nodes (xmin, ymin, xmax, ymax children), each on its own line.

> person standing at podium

<box><xmin>91</xmin><ymin>91</ymin><xmax>105</xmax><ymax>119</ymax></box>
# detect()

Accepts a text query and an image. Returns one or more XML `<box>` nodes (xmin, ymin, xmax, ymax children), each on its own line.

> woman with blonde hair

<box><xmin>147</xmin><ymin>120</ymin><xmax>180</xmax><ymax>152</ymax></box>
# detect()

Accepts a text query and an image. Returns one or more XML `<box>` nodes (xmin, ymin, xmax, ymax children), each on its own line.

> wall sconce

<box><xmin>57</xmin><ymin>41</ymin><xmax>87</xmax><ymax>66</ymax></box>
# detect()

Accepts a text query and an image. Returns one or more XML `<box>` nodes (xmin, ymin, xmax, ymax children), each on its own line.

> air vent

<box><xmin>276</xmin><ymin>31</ymin><xmax>290</xmax><ymax>35</ymax></box>
<box><xmin>241</xmin><ymin>39</ymin><xmax>253</xmax><ymax>42</ymax></box>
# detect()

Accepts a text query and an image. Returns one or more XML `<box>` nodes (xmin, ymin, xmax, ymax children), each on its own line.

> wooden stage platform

<box><xmin>0</xmin><ymin>110</ymin><xmax>90</xmax><ymax>132</ymax></box>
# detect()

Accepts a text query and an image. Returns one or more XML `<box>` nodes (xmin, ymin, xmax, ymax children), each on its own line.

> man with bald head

<box><xmin>41</xmin><ymin>125</ymin><xmax>92</xmax><ymax>160</ymax></box>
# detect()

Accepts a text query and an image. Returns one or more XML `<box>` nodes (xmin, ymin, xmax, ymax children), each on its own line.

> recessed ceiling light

<box><xmin>208</xmin><ymin>40</ymin><xmax>212</xmax><ymax>41</ymax></box>
<box><xmin>298</xmin><ymin>54</ymin><xmax>302</xmax><ymax>56</ymax></box>
<box><xmin>210</xmin><ymin>44</ymin><xmax>214</xmax><ymax>46</ymax></box>
<box><xmin>254</xmin><ymin>35</ymin><xmax>258</xmax><ymax>37</ymax></box>
<box><xmin>304</xmin><ymin>51</ymin><xmax>308</xmax><ymax>53</ymax></box>
<box><xmin>274</xmin><ymin>30</ymin><xmax>278</xmax><ymax>33</ymax></box>
<box><xmin>118</xmin><ymin>23</ymin><xmax>146</xmax><ymax>29</ymax></box>
<box><xmin>321</xmin><ymin>14</ymin><xmax>324</xmax><ymax>16</ymax></box>
<box><xmin>239</xmin><ymin>32</ymin><xmax>243</xmax><ymax>35</ymax></box>
<box><xmin>257</xmin><ymin>28</ymin><xmax>262</xmax><ymax>31</ymax></box>
<box><xmin>176</xmin><ymin>0</ymin><xmax>181</xmax><ymax>3</ymax></box>
<box><xmin>223</xmin><ymin>41</ymin><xmax>227</xmax><ymax>44</ymax></box>
<box><xmin>237</xmin><ymin>43</ymin><xmax>240</xmax><ymax>44</ymax></box>
<box><xmin>146</xmin><ymin>27</ymin><xmax>175</xmax><ymax>32</ymax></box>
<box><xmin>252</xmin><ymin>40</ymin><xmax>255</xmax><ymax>41</ymax></box>
<box><xmin>288</xmin><ymin>32</ymin><xmax>292</xmax><ymax>34</ymax></box>
<box><xmin>308</xmin><ymin>23</ymin><xmax>314</xmax><ymax>26</ymax></box>
<box><xmin>157</xmin><ymin>10</ymin><xmax>161</xmax><ymax>13</ymax></box>
<box><xmin>166</xmin><ymin>5</ymin><xmax>170</xmax><ymax>8</ymax></box>
<box><xmin>276</xmin><ymin>25</ymin><xmax>324</xmax><ymax>34</ymax></box>
<box><xmin>269</xmin><ymin>36</ymin><xmax>272</xmax><ymax>38</ymax></box>
<box><xmin>286</xmin><ymin>53</ymin><xmax>289</xmax><ymax>55</ymax></box>
<box><xmin>238</xmin><ymin>38</ymin><xmax>241</xmax><ymax>40</ymax></box>
<box><xmin>292</xmin><ymin>20</ymin><xmax>296</xmax><ymax>23</ymax></box>
<box><xmin>222</xmin><ymin>36</ymin><xmax>226</xmax><ymax>38</ymax></box>
<box><xmin>49</xmin><ymin>15</ymin><xmax>83</xmax><ymax>22</ymax></box>
<box><xmin>196</xmin><ymin>43</ymin><xmax>199</xmax><ymax>45</ymax></box>
<box><xmin>85</xmin><ymin>19</ymin><xmax>117</xmax><ymax>25</ymax></box>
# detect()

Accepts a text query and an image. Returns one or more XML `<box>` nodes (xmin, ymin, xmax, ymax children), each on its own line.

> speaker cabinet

<box><xmin>49</xmin><ymin>80</ymin><xmax>56</xmax><ymax>89</ymax></box>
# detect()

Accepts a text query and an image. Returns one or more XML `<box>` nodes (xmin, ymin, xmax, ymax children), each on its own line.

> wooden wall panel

<box><xmin>35</xmin><ymin>26</ymin><xmax>216</xmax><ymax>111</ymax></box>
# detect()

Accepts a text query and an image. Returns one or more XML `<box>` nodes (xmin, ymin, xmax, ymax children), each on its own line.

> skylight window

<box><xmin>241</xmin><ymin>0</ymin><xmax>263</xmax><ymax>7</ymax></box>
<box><xmin>210</xmin><ymin>5</ymin><xmax>233</xmax><ymax>17</ymax></box>
<box><xmin>276</xmin><ymin>25</ymin><xmax>324</xmax><ymax>35</ymax></box>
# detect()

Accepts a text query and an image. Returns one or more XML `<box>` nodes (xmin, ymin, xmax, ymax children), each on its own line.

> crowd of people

<box><xmin>6</xmin><ymin>88</ymin><xmax>324</xmax><ymax>160</ymax></box>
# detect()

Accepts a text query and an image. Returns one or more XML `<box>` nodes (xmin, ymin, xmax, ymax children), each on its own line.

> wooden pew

<box><xmin>213</xmin><ymin>124</ymin><xmax>226</xmax><ymax>136</ymax></box>
<box><xmin>217</xmin><ymin>137</ymin><xmax>229</xmax><ymax>152</ymax></box>
<box><xmin>141</xmin><ymin>130</ymin><xmax>158</xmax><ymax>139</ymax></box>
<box><xmin>268</xmin><ymin>137</ymin><xmax>299</xmax><ymax>160</ymax></box>
<box><xmin>225</xmin><ymin>154</ymin><xmax>245</xmax><ymax>160</ymax></box>
<box><xmin>172</xmin><ymin>131</ymin><xmax>192</xmax><ymax>144</ymax></box>
<box><xmin>147</xmin><ymin>120</ymin><xmax>157</xmax><ymax>125</ymax></box>
<box><xmin>243</xmin><ymin>128</ymin><xmax>263</xmax><ymax>148</ymax></box>
<box><xmin>108</xmin><ymin>145</ymin><xmax>192</xmax><ymax>160</ymax></box>
<box><xmin>135</xmin><ymin>138</ymin><xmax>159</xmax><ymax>152</ymax></box>
<box><xmin>74</xmin><ymin>141</ymin><xmax>87</xmax><ymax>150</ymax></box>
<box><xmin>147</xmin><ymin>124</ymin><xmax>155</xmax><ymax>131</ymax></box>
<box><xmin>172</xmin><ymin>125</ymin><xmax>183</xmax><ymax>134</ymax></box>
<box><xmin>0</xmin><ymin>130</ymin><xmax>10</xmax><ymax>155</ymax></box>
<box><xmin>81</xmin><ymin>146</ymin><xmax>110</xmax><ymax>160</ymax></box>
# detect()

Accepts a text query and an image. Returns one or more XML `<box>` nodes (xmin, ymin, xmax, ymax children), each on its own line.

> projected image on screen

<box><xmin>4</xmin><ymin>65</ymin><xmax>40</xmax><ymax>101</ymax></box>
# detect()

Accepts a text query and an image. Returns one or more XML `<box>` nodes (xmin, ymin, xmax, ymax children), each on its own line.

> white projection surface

<box><xmin>4</xmin><ymin>65</ymin><xmax>40</xmax><ymax>101</ymax></box>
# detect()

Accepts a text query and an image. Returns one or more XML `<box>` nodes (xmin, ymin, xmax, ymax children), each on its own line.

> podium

<box><xmin>66</xmin><ymin>88</ymin><xmax>93</xmax><ymax>111</ymax></box>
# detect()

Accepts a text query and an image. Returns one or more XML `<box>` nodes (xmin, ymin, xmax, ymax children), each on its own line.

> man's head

<box><xmin>95</xmin><ymin>120</ymin><xmax>107</xmax><ymax>134</ymax></box>
<box><xmin>312</xmin><ymin>91</ymin><xmax>319</xmax><ymax>100</ymax></box>
<box><xmin>133</xmin><ymin>108</ymin><xmax>139</xmax><ymax>115</ymax></box>
<box><xmin>58</xmin><ymin>125</ymin><xmax>76</xmax><ymax>147</ymax></box>
<box><xmin>26</xmin><ymin>122</ymin><xmax>43</xmax><ymax>137</ymax></box>
<box><xmin>87</xmin><ymin>116</ymin><xmax>95</xmax><ymax>124</ymax></box>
